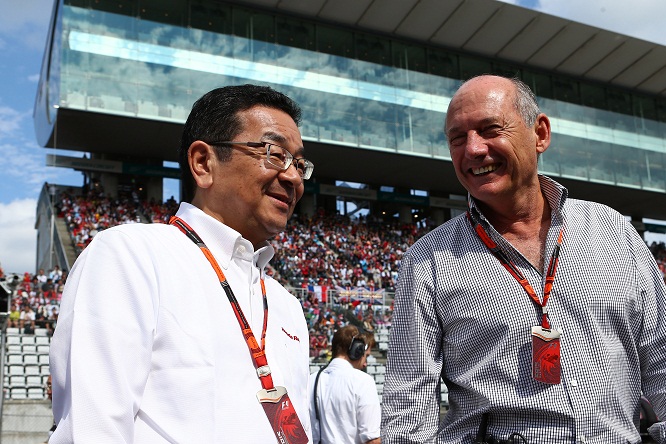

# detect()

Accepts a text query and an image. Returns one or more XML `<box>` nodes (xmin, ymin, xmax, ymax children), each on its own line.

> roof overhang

<box><xmin>224</xmin><ymin>0</ymin><xmax>666</xmax><ymax>97</ymax></box>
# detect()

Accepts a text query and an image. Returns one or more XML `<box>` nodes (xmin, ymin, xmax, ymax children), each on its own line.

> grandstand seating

<box><xmin>3</xmin><ymin>328</ymin><xmax>51</xmax><ymax>400</ymax></box>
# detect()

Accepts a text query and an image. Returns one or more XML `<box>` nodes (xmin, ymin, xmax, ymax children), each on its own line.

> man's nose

<box><xmin>464</xmin><ymin>132</ymin><xmax>488</xmax><ymax>159</ymax></box>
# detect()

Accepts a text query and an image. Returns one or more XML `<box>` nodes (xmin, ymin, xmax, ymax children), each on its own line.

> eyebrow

<box><xmin>446</xmin><ymin>117</ymin><xmax>500</xmax><ymax>137</ymax></box>
<box><xmin>262</xmin><ymin>131</ymin><xmax>305</xmax><ymax>156</ymax></box>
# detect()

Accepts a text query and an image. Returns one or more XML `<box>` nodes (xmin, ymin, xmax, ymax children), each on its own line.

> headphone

<box><xmin>348</xmin><ymin>334</ymin><xmax>368</xmax><ymax>361</ymax></box>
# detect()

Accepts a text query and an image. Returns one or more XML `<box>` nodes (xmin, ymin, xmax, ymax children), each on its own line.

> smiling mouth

<box><xmin>472</xmin><ymin>164</ymin><xmax>499</xmax><ymax>176</ymax></box>
<box><xmin>269</xmin><ymin>193</ymin><xmax>292</xmax><ymax>206</ymax></box>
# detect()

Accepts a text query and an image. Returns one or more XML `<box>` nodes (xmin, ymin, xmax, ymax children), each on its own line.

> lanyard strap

<box><xmin>169</xmin><ymin>216</ymin><xmax>274</xmax><ymax>390</ymax></box>
<box><xmin>466</xmin><ymin>212</ymin><xmax>563</xmax><ymax>329</ymax></box>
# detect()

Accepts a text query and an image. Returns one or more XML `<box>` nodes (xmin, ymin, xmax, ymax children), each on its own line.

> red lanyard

<box><xmin>169</xmin><ymin>216</ymin><xmax>274</xmax><ymax>390</ymax></box>
<box><xmin>466</xmin><ymin>211</ymin><xmax>563</xmax><ymax>329</ymax></box>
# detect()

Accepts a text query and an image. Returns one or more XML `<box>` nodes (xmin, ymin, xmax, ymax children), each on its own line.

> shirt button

<box><xmin>570</xmin><ymin>379</ymin><xmax>578</xmax><ymax>387</ymax></box>
<box><xmin>577</xmin><ymin>435</ymin><xmax>587</xmax><ymax>443</ymax></box>
<box><xmin>237</xmin><ymin>245</ymin><xmax>246</xmax><ymax>254</ymax></box>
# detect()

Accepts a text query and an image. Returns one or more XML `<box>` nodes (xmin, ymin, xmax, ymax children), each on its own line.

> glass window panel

<box><xmin>538</xmin><ymin>97</ymin><xmax>558</xmax><ymax>118</ymax></box>
<box><xmin>137</xmin><ymin>17</ymin><xmax>184</xmax><ymax>46</ymax></box>
<box><xmin>492</xmin><ymin>62</ymin><xmax>520</xmax><ymax>79</ymax></box>
<box><xmin>317</xmin><ymin>25</ymin><xmax>353</xmax><ymax>58</ymax></box>
<box><xmin>427</xmin><ymin>49</ymin><xmax>458</xmax><ymax>79</ymax></box>
<box><xmin>613</xmin><ymin>112</ymin><xmax>635</xmax><ymax>133</ymax></box>
<box><xmin>355</xmin><ymin>33</ymin><xmax>390</xmax><ymax>65</ymax></box>
<box><xmin>319</xmin><ymin>95</ymin><xmax>359</xmax><ymax>145</ymax></box>
<box><xmin>231</xmin><ymin>12</ymin><xmax>276</xmax><ymax>63</ymax></box>
<box><xmin>643</xmin><ymin>150</ymin><xmax>666</xmax><ymax>191</ymax></box>
<box><xmin>396</xmin><ymin>107</ymin><xmax>446</xmax><ymax>157</ymax></box>
<box><xmin>232</xmin><ymin>8</ymin><xmax>252</xmax><ymax>38</ymax></box>
<box><xmin>555</xmin><ymin>134</ymin><xmax>589</xmax><ymax>180</ymax></box>
<box><xmin>62</xmin><ymin>38</ymin><xmax>90</xmax><ymax>75</ymax></box>
<box><xmin>595</xmin><ymin>108</ymin><xmax>616</xmax><ymax>130</ymax></box>
<box><xmin>353</xmin><ymin>59</ymin><xmax>393</xmax><ymax>86</ymax></box>
<box><xmin>404</xmin><ymin>69</ymin><xmax>438</xmax><ymax>95</ymax></box>
<box><xmin>61</xmin><ymin>73</ymin><xmax>88</xmax><ymax>109</ymax></box>
<box><xmin>523</xmin><ymin>71</ymin><xmax>552</xmax><ymax>101</ymax></box>
<box><xmin>392</xmin><ymin>41</ymin><xmax>427</xmax><ymax>74</ymax></box>
<box><xmin>613</xmin><ymin>145</ymin><xmax>642</xmax><ymax>187</ymax></box>
<box><xmin>138</xmin><ymin>0</ymin><xmax>185</xmax><ymax>26</ymax></box>
<box><xmin>250</xmin><ymin>13</ymin><xmax>275</xmax><ymax>44</ymax></box>
<box><xmin>276</xmin><ymin>16</ymin><xmax>315</xmax><ymax>51</ymax></box>
<box><xmin>656</xmin><ymin>99</ymin><xmax>666</xmax><ymax>124</ymax></box>
<box><xmin>576</xmin><ymin>104</ymin><xmax>599</xmax><ymax>126</ymax></box>
<box><xmin>90</xmin><ymin>0</ymin><xmax>136</xmax><ymax>17</ymax></box>
<box><xmin>459</xmin><ymin>55</ymin><xmax>491</xmax><ymax>81</ymax></box>
<box><xmin>632</xmin><ymin>95</ymin><xmax>660</xmax><ymax>136</ymax></box>
<box><xmin>316</xmin><ymin>52</ymin><xmax>355</xmax><ymax>81</ymax></box>
<box><xmin>552</xmin><ymin>78</ymin><xmax>580</xmax><ymax>103</ymax></box>
<box><xmin>189</xmin><ymin>0</ymin><xmax>231</xmax><ymax>34</ymax></box>
<box><xmin>538</xmin><ymin>143</ymin><xmax>561</xmax><ymax>177</ymax></box>
<box><xmin>187</xmin><ymin>24</ymin><xmax>234</xmax><ymax>55</ymax></box>
<box><xmin>430</xmin><ymin>75</ymin><xmax>461</xmax><ymax>100</ymax></box>
<box><xmin>358</xmin><ymin>100</ymin><xmax>396</xmax><ymax>149</ymax></box>
<box><xmin>584</xmin><ymin>140</ymin><xmax>615</xmax><ymax>184</ymax></box>
<box><xmin>273</xmin><ymin>44</ymin><xmax>312</xmax><ymax>71</ymax></box>
<box><xmin>105</xmin><ymin>10</ymin><xmax>137</xmax><ymax>39</ymax></box>
<box><xmin>607</xmin><ymin>89</ymin><xmax>631</xmax><ymax>115</ymax></box>
<box><xmin>67</xmin><ymin>0</ymin><xmax>88</xmax><ymax>7</ymax></box>
<box><xmin>581</xmin><ymin>82</ymin><xmax>606</xmax><ymax>109</ymax></box>
<box><xmin>396</xmin><ymin>107</ymin><xmax>427</xmax><ymax>155</ymax></box>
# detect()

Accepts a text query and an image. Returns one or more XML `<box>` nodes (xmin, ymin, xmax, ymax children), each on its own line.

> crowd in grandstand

<box><xmin>4</xmin><ymin>187</ymin><xmax>666</xmax><ymax>360</ymax></box>
<box><xmin>3</xmin><ymin>267</ymin><xmax>63</xmax><ymax>336</ymax></box>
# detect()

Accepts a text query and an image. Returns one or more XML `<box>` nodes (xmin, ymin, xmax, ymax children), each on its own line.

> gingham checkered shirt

<box><xmin>382</xmin><ymin>176</ymin><xmax>666</xmax><ymax>444</ymax></box>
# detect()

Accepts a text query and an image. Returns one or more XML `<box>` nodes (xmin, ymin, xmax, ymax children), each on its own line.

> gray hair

<box><xmin>511</xmin><ymin>77</ymin><xmax>541</xmax><ymax>127</ymax></box>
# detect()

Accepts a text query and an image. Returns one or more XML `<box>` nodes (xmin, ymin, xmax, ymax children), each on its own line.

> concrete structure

<box><xmin>1</xmin><ymin>400</ymin><xmax>53</xmax><ymax>444</ymax></box>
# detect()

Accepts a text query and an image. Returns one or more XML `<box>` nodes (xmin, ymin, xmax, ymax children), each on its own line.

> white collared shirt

<box><xmin>50</xmin><ymin>203</ymin><xmax>312</xmax><ymax>443</ymax></box>
<box><xmin>309</xmin><ymin>358</ymin><xmax>381</xmax><ymax>444</ymax></box>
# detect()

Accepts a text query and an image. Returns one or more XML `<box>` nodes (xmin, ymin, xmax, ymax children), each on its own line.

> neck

<box><xmin>476</xmin><ymin>186</ymin><xmax>552</xmax><ymax>270</ymax></box>
<box><xmin>477</xmin><ymin>182</ymin><xmax>546</xmax><ymax>236</ymax></box>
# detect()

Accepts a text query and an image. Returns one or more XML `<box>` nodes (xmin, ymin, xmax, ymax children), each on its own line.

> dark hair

<box><xmin>178</xmin><ymin>84</ymin><xmax>302</xmax><ymax>202</ymax></box>
<box><xmin>332</xmin><ymin>325</ymin><xmax>362</xmax><ymax>358</ymax></box>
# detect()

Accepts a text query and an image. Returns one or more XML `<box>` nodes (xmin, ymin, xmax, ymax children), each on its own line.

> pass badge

<box><xmin>258</xmin><ymin>386</ymin><xmax>309</xmax><ymax>444</ymax></box>
<box><xmin>531</xmin><ymin>325</ymin><xmax>561</xmax><ymax>385</ymax></box>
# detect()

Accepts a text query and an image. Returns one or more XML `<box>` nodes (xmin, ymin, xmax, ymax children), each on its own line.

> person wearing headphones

<box><xmin>309</xmin><ymin>325</ymin><xmax>381</xmax><ymax>444</ymax></box>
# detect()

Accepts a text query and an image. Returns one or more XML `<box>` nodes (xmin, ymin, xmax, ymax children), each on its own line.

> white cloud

<box><xmin>0</xmin><ymin>106</ymin><xmax>25</xmax><ymax>136</ymax></box>
<box><xmin>0</xmin><ymin>199</ymin><xmax>37</xmax><ymax>274</ymax></box>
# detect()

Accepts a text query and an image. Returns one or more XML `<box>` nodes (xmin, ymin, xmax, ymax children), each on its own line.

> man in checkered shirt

<box><xmin>381</xmin><ymin>75</ymin><xmax>665</xmax><ymax>443</ymax></box>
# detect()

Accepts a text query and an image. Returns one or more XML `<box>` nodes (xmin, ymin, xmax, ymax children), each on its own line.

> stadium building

<box><xmin>34</xmin><ymin>0</ymin><xmax>666</xmax><ymax>272</ymax></box>
<box><xmin>4</xmin><ymin>2</ymin><xmax>663</xmax><ymax>437</ymax></box>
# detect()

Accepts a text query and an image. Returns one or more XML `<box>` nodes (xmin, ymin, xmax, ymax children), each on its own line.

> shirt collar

<box><xmin>328</xmin><ymin>357</ymin><xmax>355</xmax><ymax>370</ymax></box>
<box><xmin>467</xmin><ymin>174</ymin><xmax>568</xmax><ymax>226</ymax></box>
<box><xmin>174</xmin><ymin>202</ymin><xmax>274</xmax><ymax>270</ymax></box>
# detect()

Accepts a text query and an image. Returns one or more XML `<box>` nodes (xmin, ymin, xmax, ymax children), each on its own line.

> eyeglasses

<box><xmin>207</xmin><ymin>141</ymin><xmax>314</xmax><ymax>180</ymax></box>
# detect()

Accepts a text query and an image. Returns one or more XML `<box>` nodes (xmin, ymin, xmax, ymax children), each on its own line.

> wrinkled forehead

<box><xmin>445</xmin><ymin>81</ymin><xmax>514</xmax><ymax>129</ymax></box>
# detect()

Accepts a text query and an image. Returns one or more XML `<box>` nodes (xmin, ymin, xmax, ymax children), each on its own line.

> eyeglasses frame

<box><xmin>205</xmin><ymin>141</ymin><xmax>314</xmax><ymax>180</ymax></box>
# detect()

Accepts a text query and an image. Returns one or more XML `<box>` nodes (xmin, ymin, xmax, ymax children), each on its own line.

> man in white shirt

<box><xmin>309</xmin><ymin>325</ymin><xmax>381</xmax><ymax>444</ymax></box>
<box><xmin>50</xmin><ymin>84</ymin><xmax>315</xmax><ymax>443</ymax></box>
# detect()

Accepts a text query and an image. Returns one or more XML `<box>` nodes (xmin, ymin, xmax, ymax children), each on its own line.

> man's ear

<box><xmin>535</xmin><ymin>113</ymin><xmax>551</xmax><ymax>155</ymax></box>
<box><xmin>188</xmin><ymin>141</ymin><xmax>215</xmax><ymax>190</ymax></box>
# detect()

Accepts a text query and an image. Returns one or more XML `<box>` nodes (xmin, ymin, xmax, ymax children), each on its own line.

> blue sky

<box><xmin>1</xmin><ymin>0</ymin><xmax>666</xmax><ymax>274</ymax></box>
